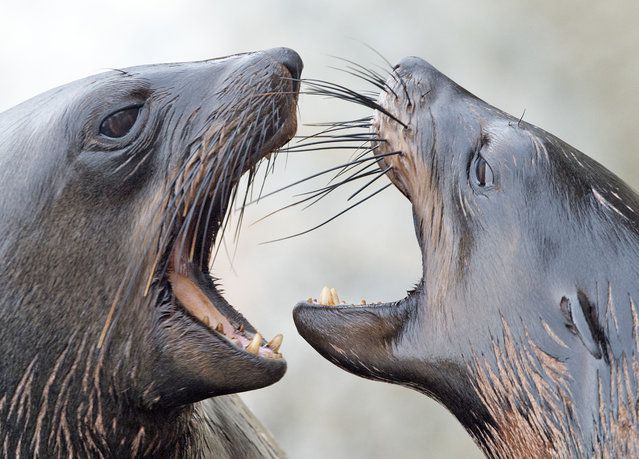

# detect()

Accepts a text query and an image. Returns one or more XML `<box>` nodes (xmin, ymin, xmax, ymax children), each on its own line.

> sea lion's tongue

<box><xmin>168</xmin><ymin>272</ymin><xmax>235</xmax><ymax>334</ymax></box>
<box><xmin>168</xmin><ymin>246</ymin><xmax>283</xmax><ymax>358</ymax></box>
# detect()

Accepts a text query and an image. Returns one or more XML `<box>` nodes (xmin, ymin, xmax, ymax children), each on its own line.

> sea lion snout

<box><xmin>392</xmin><ymin>56</ymin><xmax>445</xmax><ymax>87</ymax></box>
<box><xmin>264</xmin><ymin>47</ymin><xmax>304</xmax><ymax>82</ymax></box>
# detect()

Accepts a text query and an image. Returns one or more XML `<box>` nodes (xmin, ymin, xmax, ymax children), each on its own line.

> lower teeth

<box><xmin>312</xmin><ymin>286</ymin><xmax>374</xmax><ymax>307</ymax></box>
<box><xmin>245</xmin><ymin>333</ymin><xmax>262</xmax><ymax>354</ymax></box>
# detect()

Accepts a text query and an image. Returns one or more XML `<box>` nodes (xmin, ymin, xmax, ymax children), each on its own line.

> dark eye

<box><xmin>474</xmin><ymin>155</ymin><xmax>494</xmax><ymax>187</ymax></box>
<box><xmin>99</xmin><ymin>106</ymin><xmax>141</xmax><ymax>138</ymax></box>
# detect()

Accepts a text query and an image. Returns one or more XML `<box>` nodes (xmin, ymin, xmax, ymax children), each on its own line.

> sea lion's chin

<box><xmin>293</xmin><ymin>289</ymin><xmax>421</xmax><ymax>382</ymax></box>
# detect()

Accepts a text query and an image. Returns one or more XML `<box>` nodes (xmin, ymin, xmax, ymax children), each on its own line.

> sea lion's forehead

<box><xmin>2</xmin><ymin>52</ymin><xmax>266</xmax><ymax>118</ymax></box>
<box><xmin>122</xmin><ymin>51</ymin><xmax>256</xmax><ymax>75</ymax></box>
<box><xmin>120</xmin><ymin>52</ymin><xmax>270</xmax><ymax>86</ymax></box>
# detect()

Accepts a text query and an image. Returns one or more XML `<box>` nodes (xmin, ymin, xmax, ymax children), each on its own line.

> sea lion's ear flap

<box><xmin>559</xmin><ymin>292</ymin><xmax>607</xmax><ymax>360</ymax></box>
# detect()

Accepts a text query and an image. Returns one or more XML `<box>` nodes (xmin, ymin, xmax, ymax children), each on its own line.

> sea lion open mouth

<box><xmin>124</xmin><ymin>48</ymin><xmax>304</xmax><ymax>404</ymax></box>
<box><xmin>0</xmin><ymin>47</ymin><xmax>301</xmax><ymax>456</ymax></box>
<box><xmin>294</xmin><ymin>57</ymin><xmax>639</xmax><ymax>456</ymax></box>
<box><xmin>157</xmin><ymin>66</ymin><xmax>297</xmax><ymax>363</ymax></box>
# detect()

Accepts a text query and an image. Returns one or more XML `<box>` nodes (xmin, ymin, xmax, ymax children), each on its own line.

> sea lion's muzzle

<box><xmin>293</xmin><ymin>57</ymin><xmax>458</xmax><ymax>389</ymax></box>
<box><xmin>134</xmin><ymin>48</ymin><xmax>304</xmax><ymax>405</ymax></box>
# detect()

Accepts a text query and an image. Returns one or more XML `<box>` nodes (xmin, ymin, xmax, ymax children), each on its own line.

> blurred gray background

<box><xmin>2</xmin><ymin>1</ymin><xmax>638</xmax><ymax>457</ymax></box>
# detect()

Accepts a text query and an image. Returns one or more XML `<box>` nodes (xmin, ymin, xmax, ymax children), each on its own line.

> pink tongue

<box><xmin>168</xmin><ymin>271</ymin><xmax>235</xmax><ymax>333</ymax></box>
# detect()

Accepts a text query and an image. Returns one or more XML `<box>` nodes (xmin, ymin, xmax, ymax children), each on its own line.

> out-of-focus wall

<box><xmin>2</xmin><ymin>1</ymin><xmax>637</xmax><ymax>457</ymax></box>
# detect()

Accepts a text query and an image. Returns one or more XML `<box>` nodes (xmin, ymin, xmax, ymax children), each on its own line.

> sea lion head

<box><xmin>0</xmin><ymin>48</ymin><xmax>301</xmax><ymax>453</ymax></box>
<box><xmin>295</xmin><ymin>57</ymin><xmax>639</xmax><ymax>455</ymax></box>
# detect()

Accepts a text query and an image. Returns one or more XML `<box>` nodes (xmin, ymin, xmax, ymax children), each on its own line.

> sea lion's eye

<box><xmin>474</xmin><ymin>155</ymin><xmax>494</xmax><ymax>187</ymax></box>
<box><xmin>99</xmin><ymin>106</ymin><xmax>141</xmax><ymax>138</ymax></box>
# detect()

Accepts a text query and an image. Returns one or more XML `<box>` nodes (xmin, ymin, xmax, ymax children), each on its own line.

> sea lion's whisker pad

<box><xmin>0</xmin><ymin>47</ymin><xmax>301</xmax><ymax>456</ymax></box>
<box><xmin>295</xmin><ymin>56</ymin><xmax>639</xmax><ymax>456</ymax></box>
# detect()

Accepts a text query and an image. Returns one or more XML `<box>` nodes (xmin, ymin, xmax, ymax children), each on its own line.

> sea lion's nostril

<box><xmin>265</xmin><ymin>47</ymin><xmax>303</xmax><ymax>81</ymax></box>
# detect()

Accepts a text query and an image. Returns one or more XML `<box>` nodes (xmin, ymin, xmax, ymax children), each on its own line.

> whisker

<box><xmin>299</xmin><ymin>167</ymin><xmax>387</xmax><ymax>211</ymax></box>
<box><xmin>294</xmin><ymin>167</ymin><xmax>385</xmax><ymax>198</ymax></box>
<box><xmin>329</xmin><ymin>56</ymin><xmax>398</xmax><ymax>98</ymax></box>
<box><xmin>261</xmin><ymin>183</ymin><xmax>392</xmax><ymax>244</ymax></box>
<box><xmin>327</xmin><ymin>65</ymin><xmax>390</xmax><ymax>96</ymax></box>
<box><xmin>241</xmin><ymin>150</ymin><xmax>401</xmax><ymax>207</ymax></box>
<box><xmin>328</xmin><ymin>145</ymin><xmax>381</xmax><ymax>184</ymax></box>
<box><xmin>287</xmin><ymin>137</ymin><xmax>384</xmax><ymax>149</ymax></box>
<box><xmin>251</xmin><ymin>192</ymin><xmax>320</xmax><ymax>225</ymax></box>
<box><xmin>302</xmin><ymin>78</ymin><xmax>407</xmax><ymax>128</ymax></box>
<box><xmin>293</xmin><ymin>133</ymin><xmax>379</xmax><ymax>140</ymax></box>
<box><xmin>280</xmin><ymin>145</ymin><xmax>375</xmax><ymax>153</ymax></box>
<box><xmin>347</xmin><ymin>165</ymin><xmax>392</xmax><ymax>201</ymax></box>
<box><xmin>251</xmin><ymin>154</ymin><xmax>385</xmax><ymax>226</ymax></box>
<box><xmin>300</xmin><ymin>122</ymin><xmax>372</xmax><ymax>139</ymax></box>
<box><xmin>304</xmin><ymin>116</ymin><xmax>372</xmax><ymax>127</ymax></box>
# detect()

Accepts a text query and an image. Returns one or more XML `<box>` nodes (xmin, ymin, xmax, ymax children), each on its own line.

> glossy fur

<box><xmin>0</xmin><ymin>48</ymin><xmax>301</xmax><ymax>457</ymax></box>
<box><xmin>295</xmin><ymin>57</ymin><xmax>639</xmax><ymax>457</ymax></box>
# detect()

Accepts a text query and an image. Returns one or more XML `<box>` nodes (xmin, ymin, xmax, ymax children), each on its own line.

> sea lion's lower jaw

<box><xmin>293</xmin><ymin>284</ymin><xmax>421</xmax><ymax>382</ymax></box>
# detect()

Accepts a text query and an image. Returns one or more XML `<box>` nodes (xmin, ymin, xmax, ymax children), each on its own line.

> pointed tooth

<box><xmin>267</xmin><ymin>334</ymin><xmax>283</xmax><ymax>353</ymax></box>
<box><xmin>238</xmin><ymin>323</ymin><xmax>245</xmax><ymax>333</ymax></box>
<box><xmin>215</xmin><ymin>322</ymin><xmax>224</xmax><ymax>334</ymax></box>
<box><xmin>246</xmin><ymin>333</ymin><xmax>262</xmax><ymax>354</ymax></box>
<box><xmin>319</xmin><ymin>286</ymin><xmax>332</xmax><ymax>306</ymax></box>
<box><xmin>202</xmin><ymin>316</ymin><xmax>210</xmax><ymax>327</ymax></box>
<box><xmin>360</xmin><ymin>298</ymin><xmax>367</xmax><ymax>305</ymax></box>
<box><xmin>329</xmin><ymin>288</ymin><xmax>340</xmax><ymax>306</ymax></box>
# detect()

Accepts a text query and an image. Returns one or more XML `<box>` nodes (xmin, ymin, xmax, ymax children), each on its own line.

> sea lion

<box><xmin>294</xmin><ymin>57</ymin><xmax>639</xmax><ymax>457</ymax></box>
<box><xmin>0</xmin><ymin>47</ymin><xmax>301</xmax><ymax>457</ymax></box>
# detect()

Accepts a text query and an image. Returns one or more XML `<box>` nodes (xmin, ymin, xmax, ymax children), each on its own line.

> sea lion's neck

<box><xmin>0</xmin><ymin>340</ymin><xmax>282</xmax><ymax>457</ymax></box>
<box><xmin>0</xmin><ymin>332</ymin><xmax>177</xmax><ymax>456</ymax></box>
<box><xmin>467</xmin><ymin>285</ymin><xmax>639</xmax><ymax>458</ymax></box>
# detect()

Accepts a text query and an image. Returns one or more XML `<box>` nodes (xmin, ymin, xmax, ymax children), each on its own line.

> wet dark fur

<box><xmin>294</xmin><ymin>57</ymin><xmax>639</xmax><ymax>457</ymax></box>
<box><xmin>0</xmin><ymin>49</ymin><xmax>299</xmax><ymax>457</ymax></box>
